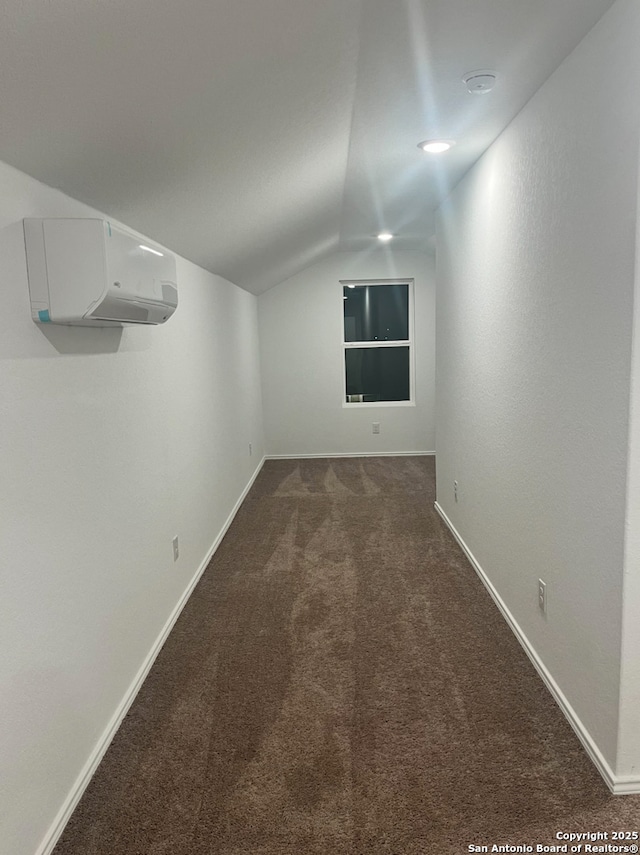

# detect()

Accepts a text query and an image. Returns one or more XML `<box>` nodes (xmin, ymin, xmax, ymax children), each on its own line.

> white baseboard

<box><xmin>434</xmin><ymin>501</ymin><xmax>640</xmax><ymax>796</ymax></box>
<box><xmin>265</xmin><ymin>451</ymin><xmax>435</xmax><ymax>459</ymax></box>
<box><xmin>612</xmin><ymin>775</ymin><xmax>640</xmax><ymax>795</ymax></box>
<box><xmin>36</xmin><ymin>456</ymin><xmax>267</xmax><ymax>855</ymax></box>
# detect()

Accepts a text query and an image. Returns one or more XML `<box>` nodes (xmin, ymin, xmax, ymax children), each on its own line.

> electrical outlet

<box><xmin>172</xmin><ymin>536</ymin><xmax>179</xmax><ymax>562</ymax></box>
<box><xmin>454</xmin><ymin>480</ymin><xmax>458</xmax><ymax>502</ymax></box>
<box><xmin>372</xmin><ymin>422</ymin><xmax>380</xmax><ymax>434</ymax></box>
<box><xmin>249</xmin><ymin>442</ymin><xmax>252</xmax><ymax>456</ymax></box>
<box><xmin>538</xmin><ymin>578</ymin><xmax>547</xmax><ymax>614</ymax></box>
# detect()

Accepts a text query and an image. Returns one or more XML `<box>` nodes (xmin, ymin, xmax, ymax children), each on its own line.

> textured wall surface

<box><xmin>0</xmin><ymin>161</ymin><xmax>265</xmax><ymax>855</ymax></box>
<box><xmin>258</xmin><ymin>251</ymin><xmax>435</xmax><ymax>457</ymax></box>
<box><xmin>436</xmin><ymin>0</ymin><xmax>640</xmax><ymax>774</ymax></box>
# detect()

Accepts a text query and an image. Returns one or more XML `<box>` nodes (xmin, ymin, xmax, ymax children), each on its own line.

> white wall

<box><xmin>0</xmin><ymin>162</ymin><xmax>264</xmax><ymax>855</ymax></box>
<box><xmin>435</xmin><ymin>0</ymin><xmax>640</xmax><ymax>782</ymax></box>
<box><xmin>258</xmin><ymin>250</ymin><xmax>435</xmax><ymax>456</ymax></box>
<box><xmin>618</xmin><ymin>147</ymin><xmax>640</xmax><ymax>781</ymax></box>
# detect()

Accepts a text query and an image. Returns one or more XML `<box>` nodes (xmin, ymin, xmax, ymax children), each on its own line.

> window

<box><xmin>342</xmin><ymin>279</ymin><xmax>414</xmax><ymax>406</ymax></box>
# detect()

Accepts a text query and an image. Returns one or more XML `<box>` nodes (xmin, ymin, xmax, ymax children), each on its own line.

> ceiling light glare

<box><xmin>377</xmin><ymin>232</ymin><xmax>394</xmax><ymax>242</ymax></box>
<box><xmin>419</xmin><ymin>140</ymin><xmax>454</xmax><ymax>154</ymax></box>
<box><xmin>348</xmin><ymin>284</ymin><xmax>356</xmax><ymax>288</ymax></box>
<box><xmin>139</xmin><ymin>244</ymin><xmax>164</xmax><ymax>257</ymax></box>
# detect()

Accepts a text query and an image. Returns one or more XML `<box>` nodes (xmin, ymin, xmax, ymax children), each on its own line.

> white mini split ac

<box><xmin>24</xmin><ymin>218</ymin><xmax>178</xmax><ymax>326</ymax></box>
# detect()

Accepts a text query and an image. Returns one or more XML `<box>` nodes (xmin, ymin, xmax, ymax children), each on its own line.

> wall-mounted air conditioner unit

<box><xmin>24</xmin><ymin>218</ymin><xmax>178</xmax><ymax>326</ymax></box>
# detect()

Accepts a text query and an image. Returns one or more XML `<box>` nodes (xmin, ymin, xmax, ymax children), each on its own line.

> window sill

<box><xmin>342</xmin><ymin>400</ymin><xmax>416</xmax><ymax>409</ymax></box>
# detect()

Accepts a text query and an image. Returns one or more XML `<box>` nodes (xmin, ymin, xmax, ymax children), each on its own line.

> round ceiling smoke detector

<box><xmin>463</xmin><ymin>70</ymin><xmax>497</xmax><ymax>94</ymax></box>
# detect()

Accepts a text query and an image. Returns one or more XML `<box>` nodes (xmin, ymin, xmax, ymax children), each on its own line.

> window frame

<box><xmin>340</xmin><ymin>278</ymin><xmax>416</xmax><ymax>408</ymax></box>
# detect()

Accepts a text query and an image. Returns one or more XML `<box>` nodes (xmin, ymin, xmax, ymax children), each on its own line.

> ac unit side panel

<box><xmin>24</xmin><ymin>219</ymin><xmax>51</xmax><ymax>321</ymax></box>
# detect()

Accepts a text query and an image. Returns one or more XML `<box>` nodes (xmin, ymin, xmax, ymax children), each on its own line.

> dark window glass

<box><xmin>345</xmin><ymin>347</ymin><xmax>410</xmax><ymax>402</ymax></box>
<box><xmin>343</xmin><ymin>283</ymin><xmax>409</xmax><ymax>342</ymax></box>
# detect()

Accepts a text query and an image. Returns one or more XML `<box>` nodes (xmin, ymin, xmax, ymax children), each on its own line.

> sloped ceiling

<box><xmin>0</xmin><ymin>0</ymin><xmax>616</xmax><ymax>293</ymax></box>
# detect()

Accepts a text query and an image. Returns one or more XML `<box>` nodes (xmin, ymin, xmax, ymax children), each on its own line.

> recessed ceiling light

<box><xmin>418</xmin><ymin>140</ymin><xmax>455</xmax><ymax>154</ymax></box>
<box><xmin>377</xmin><ymin>232</ymin><xmax>394</xmax><ymax>242</ymax></box>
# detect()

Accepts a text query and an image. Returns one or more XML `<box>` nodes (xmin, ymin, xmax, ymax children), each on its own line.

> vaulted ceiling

<box><xmin>0</xmin><ymin>0</ymin><xmax>616</xmax><ymax>293</ymax></box>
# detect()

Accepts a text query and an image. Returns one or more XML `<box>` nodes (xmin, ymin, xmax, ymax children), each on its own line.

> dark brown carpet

<box><xmin>54</xmin><ymin>457</ymin><xmax>640</xmax><ymax>854</ymax></box>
